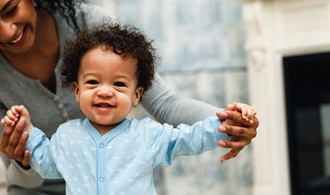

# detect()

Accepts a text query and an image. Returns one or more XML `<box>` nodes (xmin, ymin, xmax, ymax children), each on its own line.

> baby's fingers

<box><xmin>0</xmin><ymin>118</ymin><xmax>6</xmax><ymax>126</ymax></box>
<box><xmin>1</xmin><ymin>116</ymin><xmax>16</xmax><ymax>127</ymax></box>
<box><xmin>246</xmin><ymin>106</ymin><xmax>257</xmax><ymax>120</ymax></box>
<box><xmin>235</xmin><ymin>103</ymin><xmax>248</xmax><ymax>120</ymax></box>
<box><xmin>237</xmin><ymin>103</ymin><xmax>256</xmax><ymax>122</ymax></box>
<box><xmin>2</xmin><ymin>106</ymin><xmax>21</xmax><ymax>126</ymax></box>
<box><xmin>10</xmin><ymin>105</ymin><xmax>20</xmax><ymax>118</ymax></box>
<box><xmin>7</xmin><ymin>107</ymin><xmax>19</xmax><ymax>121</ymax></box>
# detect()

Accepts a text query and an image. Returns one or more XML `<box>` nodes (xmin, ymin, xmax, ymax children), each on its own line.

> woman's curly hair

<box><xmin>33</xmin><ymin>0</ymin><xmax>88</xmax><ymax>32</ymax></box>
<box><xmin>61</xmin><ymin>23</ymin><xmax>156</xmax><ymax>96</ymax></box>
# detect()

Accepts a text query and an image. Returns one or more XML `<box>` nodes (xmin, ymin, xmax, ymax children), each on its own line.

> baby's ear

<box><xmin>133</xmin><ymin>87</ymin><xmax>144</xmax><ymax>106</ymax></box>
<box><xmin>72</xmin><ymin>82</ymin><xmax>80</xmax><ymax>102</ymax></box>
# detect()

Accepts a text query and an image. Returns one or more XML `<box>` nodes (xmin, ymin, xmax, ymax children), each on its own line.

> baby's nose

<box><xmin>97</xmin><ymin>88</ymin><xmax>114</xmax><ymax>97</ymax></box>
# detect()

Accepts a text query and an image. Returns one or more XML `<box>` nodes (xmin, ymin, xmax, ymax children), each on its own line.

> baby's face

<box><xmin>72</xmin><ymin>46</ymin><xmax>143</xmax><ymax>134</ymax></box>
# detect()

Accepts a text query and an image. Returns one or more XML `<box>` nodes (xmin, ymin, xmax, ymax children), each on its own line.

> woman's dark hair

<box><xmin>61</xmin><ymin>23</ymin><xmax>156</xmax><ymax>98</ymax></box>
<box><xmin>34</xmin><ymin>0</ymin><xmax>88</xmax><ymax>32</ymax></box>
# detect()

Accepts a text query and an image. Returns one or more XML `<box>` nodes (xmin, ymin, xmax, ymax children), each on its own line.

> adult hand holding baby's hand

<box><xmin>0</xmin><ymin>117</ymin><xmax>31</xmax><ymax>167</ymax></box>
<box><xmin>216</xmin><ymin>103</ymin><xmax>258</xmax><ymax>162</ymax></box>
<box><xmin>0</xmin><ymin>105</ymin><xmax>32</xmax><ymax>167</ymax></box>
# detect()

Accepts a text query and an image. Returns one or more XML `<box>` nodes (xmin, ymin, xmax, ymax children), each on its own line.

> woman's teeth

<box><xmin>10</xmin><ymin>32</ymin><xmax>23</xmax><ymax>44</ymax></box>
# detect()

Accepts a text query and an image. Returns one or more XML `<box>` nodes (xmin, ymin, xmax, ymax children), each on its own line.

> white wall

<box><xmin>91</xmin><ymin>0</ymin><xmax>117</xmax><ymax>16</ymax></box>
<box><xmin>244</xmin><ymin>0</ymin><xmax>330</xmax><ymax>194</ymax></box>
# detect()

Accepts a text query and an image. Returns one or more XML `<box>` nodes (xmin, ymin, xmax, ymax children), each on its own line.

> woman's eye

<box><xmin>86</xmin><ymin>80</ymin><xmax>98</xmax><ymax>85</ymax></box>
<box><xmin>5</xmin><ymin>5</ymin><xmax>18</xmax><ymax>16</ymax></box>
<box><xmin>114</xmin><ymin>82</ymin><xmax>126</xmax><ymax>87</ymax></box>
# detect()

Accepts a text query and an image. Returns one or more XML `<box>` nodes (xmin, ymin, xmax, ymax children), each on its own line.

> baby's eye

<box><xmin>86</xmin><ymin>80</ymin><xmax>98</xmax><ymax>85</ymax></box>
<box><xmin>114</xmin><ymin>82</ymin><xmax>126</xmax><ymax>87</ymax></box>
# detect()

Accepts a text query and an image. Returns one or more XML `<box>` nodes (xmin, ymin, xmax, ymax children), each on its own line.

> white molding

<box><xmin>243</xmin><ymin>0</ymin><xmax>330</xmax><ymax>194</ymax></box>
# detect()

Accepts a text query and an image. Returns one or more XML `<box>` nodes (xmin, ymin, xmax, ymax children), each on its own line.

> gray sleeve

<box><xmin>140</xmin><ymin>73</ymin><xmax>223</xmax><ymax>126</ymax></box>
<box><xmin>0</xmin><ymin>153</ymin><xmax>44</xmax><ymax>189</ymax></box>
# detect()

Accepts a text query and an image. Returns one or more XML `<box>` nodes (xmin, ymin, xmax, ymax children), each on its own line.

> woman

<box><xmin>0</xmin><ymin>0</ymin><xmax>258</xmax><ymax>194</ymax></box>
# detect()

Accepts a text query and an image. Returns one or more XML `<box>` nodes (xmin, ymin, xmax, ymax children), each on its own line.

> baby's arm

<box><xmin>1</xmin><ymin>105</ymin><xmax>34</xmax><ymax>132</ymax></box>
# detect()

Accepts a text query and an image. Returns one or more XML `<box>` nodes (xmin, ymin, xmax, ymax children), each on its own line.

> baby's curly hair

<box><xmin>61</xmin><ymin>22</ymin><xmax>156</xmax><ymax>95</ymax></box>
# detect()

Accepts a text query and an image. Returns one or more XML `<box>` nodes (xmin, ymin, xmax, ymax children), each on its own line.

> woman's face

<box><xmin>0</xmin><ymin>0</ymin><xmax>37</xmax><ymax>54</ymax></box>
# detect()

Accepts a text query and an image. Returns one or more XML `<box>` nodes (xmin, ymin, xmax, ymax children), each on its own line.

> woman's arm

<box><xmin>141</xmin><ymin>73</ymin><xmax>221</xmax><ymax>125</ymax></box>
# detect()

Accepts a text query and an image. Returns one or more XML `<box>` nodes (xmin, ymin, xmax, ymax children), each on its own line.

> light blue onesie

<box><xmin>27</xmin><ymin>116</ymin><xmax>229</xmax><ymax>195</ymax></box>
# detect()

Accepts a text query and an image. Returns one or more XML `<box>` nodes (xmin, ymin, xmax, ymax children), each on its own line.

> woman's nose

<box><xmin>0</xmin><ymin>20</ymin><xmax>17</xmax><ymax>41</ymax></box>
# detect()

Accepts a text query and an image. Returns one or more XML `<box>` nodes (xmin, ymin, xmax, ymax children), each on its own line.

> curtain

<box><xmin>92</xmin><ymin>0</ymin><xmax>252</xmax><ymax>194</ymax></box>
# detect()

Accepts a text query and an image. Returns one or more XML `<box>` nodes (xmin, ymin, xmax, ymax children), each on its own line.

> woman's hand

<box><xmin>0</xmin><ymin>117</ymin><xmax>31</xmax><ymax>167</ymax></box>
<box><xmin>216</xmin><ymin>110</ymin><xmax>258</xmax><ymax>162</ymax></box>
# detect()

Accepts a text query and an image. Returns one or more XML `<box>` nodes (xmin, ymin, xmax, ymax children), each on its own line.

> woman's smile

<box><xmin>10</xmin><ymin>31</ymin><xmax>24</xmax><ymax>44</ymax></box>
<box><xmin>8</xmin><ymin>26</ymin><xmax>27</xmax><ymax>46</ymax></box>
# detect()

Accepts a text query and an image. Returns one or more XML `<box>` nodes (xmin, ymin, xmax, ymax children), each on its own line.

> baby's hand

<box><xmin>1</xmin><ymin>105</ymin><xmax>21</xmax><ymax>127</ymax></box>
<box><xmin>226</xmin><ymin>102</ymin><xmax>257</xmax><ymax>124</ymax></box>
